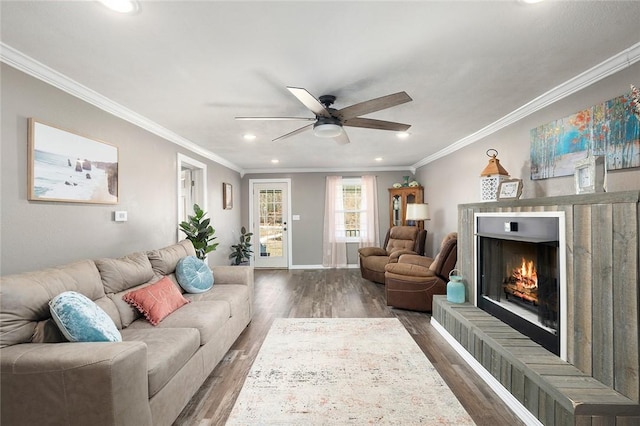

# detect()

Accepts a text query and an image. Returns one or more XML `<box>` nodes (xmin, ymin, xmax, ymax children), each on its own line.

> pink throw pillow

<box><xmin>123</xmin><ymin>276</ymin><xmax>189</xmax><ymax>325</ymax></box>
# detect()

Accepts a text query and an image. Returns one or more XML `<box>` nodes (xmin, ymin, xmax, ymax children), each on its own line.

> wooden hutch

<box><xmin>388</xmin><ymin>186</ymin><xmax>424</xmax><ymax>230</ymax></box>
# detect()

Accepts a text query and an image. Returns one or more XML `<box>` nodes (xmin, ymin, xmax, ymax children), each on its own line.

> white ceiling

<box><xmin>2</xmin><ymin>1</ymin><xmax>639</xmax><ymax>174</ymax></box>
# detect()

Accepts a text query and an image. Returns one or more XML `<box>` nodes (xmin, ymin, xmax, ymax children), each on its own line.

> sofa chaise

<box><xmin>0</xmin><ymin>239</ymin><xmax>253</xmax><ymax>426</ymax></box>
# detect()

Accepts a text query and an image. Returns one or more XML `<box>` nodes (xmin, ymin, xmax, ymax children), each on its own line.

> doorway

<box><xmin>177</xmin><ymin>154</ymin><xmax>207</xmax><ymax>241</ymax></box>
<box><xmin>250</xmin><ymin>179</ymin><xmax>291</xmax><ymax>268</ymax></box>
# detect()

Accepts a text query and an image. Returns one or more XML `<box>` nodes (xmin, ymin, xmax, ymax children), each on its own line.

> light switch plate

<box><xmin>114</xmin><ymin>211</ymin><xmax>128</xmax><ymax>222</ymax></box>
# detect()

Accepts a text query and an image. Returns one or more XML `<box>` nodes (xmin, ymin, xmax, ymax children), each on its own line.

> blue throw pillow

<box><xmin>176</xmin><ymin>256</ymin><xmax>214</xmax><ymax>293</ymax></box>
<box><xmin>49</xmin><ymin>291</ymin><xmax>122</xmax><ymax>342</ymax></box>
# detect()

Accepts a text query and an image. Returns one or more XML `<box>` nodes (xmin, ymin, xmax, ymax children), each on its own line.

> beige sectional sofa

<box><xmin>0</xmin><ymin>240</ymin><xmax>253</xmax><ymax>426</ymax></box>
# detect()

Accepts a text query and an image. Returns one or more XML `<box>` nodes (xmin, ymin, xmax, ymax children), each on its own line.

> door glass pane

<box><xmin>259</xmin><ymin>189</ymin><xmax>283</xmax><ymax>258</ymax></box>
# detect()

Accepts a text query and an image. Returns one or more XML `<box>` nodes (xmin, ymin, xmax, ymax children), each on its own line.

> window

<box><xmin>335</xmin><ymin>178</ymin><xmax>363</xmax><ymax>241</ymax></box>
<box><xmin>323</xmin><ymin>175</ymin><xmax>378</xmax><ymax>267</ymax></box>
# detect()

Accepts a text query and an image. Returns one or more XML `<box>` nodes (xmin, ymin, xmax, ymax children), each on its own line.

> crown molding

<box><xmin>242</xmin><ymin>165</ymin><xmax>414</xmax><ymax>176</ymax></box>
<box><xmin>3</xmin><ymin>40</ymin><xmax>638</xmax><ymax>177</ymax></box>
<box><xmin>0</xmin><ymin>42</ymin><xmax>243</xmax><ymax>174</ymax></box>
<box><xmin>412</xmin><ymin>41</ymin><xmax>640</xmax><ymax>170</ymax></box>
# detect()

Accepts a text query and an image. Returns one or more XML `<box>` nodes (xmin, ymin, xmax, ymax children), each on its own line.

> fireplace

<box><xmin>475</xmin><ymin>212</ymin><xmax>567</xmax><ymax>358</ymax></box>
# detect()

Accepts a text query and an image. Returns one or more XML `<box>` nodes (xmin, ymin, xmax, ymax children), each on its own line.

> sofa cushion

<box><xmin>95</xmin><ymin>252</ymin><xmax>155</xmax><ymax>294</ymax></box>
<box><xmin>176</xmin><ymin>256</ymin><xmax>214</xmax><ymax>293</ymax></box>
<box><xmin>126</xmin><ymin>300</ymin><xmax>230</xmax><ymax>346</ymax></box>
<box><xmin>184</xmin><ymin>284</ymin><xmax>249</xmax><ymax>317</ymax></box>
<box><xmin>123</xmin><ymin>276</ymin><xmax>190</xmax><ymax>326</ymax></box>
<box><xmin>0</xmin><ymin>260</ymin><xmax>106</xmax><ymax>348</ymax></box>
<box><xmin>121</xmin><ymin>327</ymin><xmax>199</xmax><ymax>397</ymax></box>
<box><xmin>49</xmin><ymin>291</ymin><xmax>122</xmax><ymax>342</ymax></box>
<box><xmin>147</xmin><ymin>240</ymin><xmax>197</xmax><ymax>276</ymax></box>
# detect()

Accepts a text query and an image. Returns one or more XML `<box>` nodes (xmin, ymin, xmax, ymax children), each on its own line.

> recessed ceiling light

<box><xmin>98</xmin><ymin>0</ymin><xmax>139</xmax><ymax>14</ymax></box>
<box><xmin>271</xmin><ymin>159</ymin><xmax>279</xmax><ymax>164</ymax></box>
<box><xmin>375</xmin><ymin>157</ymin><xmax>383</xmax><ymax>162</ymax></box>
<box><xmin>519</xmin><ymin>0</ymin><xmax>545</xmax><ymax>4</ymax></box>
<box><xmin>243</xmin><ymin>134</ymin><xmax>257</xmax><ymax>140</ymax></box>
<box><xmin>396</xmin><ymin>132</ymin><xmax>410</xmax><ymax>139</ymax></box>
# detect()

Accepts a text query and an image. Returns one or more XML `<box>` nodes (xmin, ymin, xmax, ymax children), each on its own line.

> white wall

<box><xmin>415</xmin><ymin>62</ymin><xmax>640</xmax><ymax>256</ymax></box>
<box><xmin>1</xmin><ymin>64</ymin><xmax>242</xmax><ymax>275</ymax></box>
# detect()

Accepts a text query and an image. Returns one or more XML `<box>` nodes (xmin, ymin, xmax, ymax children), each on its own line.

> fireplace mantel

<box><xmin>457</xmin><ymin>191</ymin><xmax>639</xmax><ymax>403</ymax></box>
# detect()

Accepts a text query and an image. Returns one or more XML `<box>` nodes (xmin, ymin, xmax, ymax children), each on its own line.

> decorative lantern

<box><xmin>480</xmin><ymin>149</ymin><xmax>510</xmax><ymax>202</ymax></box>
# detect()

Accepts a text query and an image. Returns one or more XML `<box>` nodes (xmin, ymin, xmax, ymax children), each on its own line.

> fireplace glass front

<box><xmin>476</xmin><ymin>215</ymin><xmax>561</xmax><ymax>355</ymax></box>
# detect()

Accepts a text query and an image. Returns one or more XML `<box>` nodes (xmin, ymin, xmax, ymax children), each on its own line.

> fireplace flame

<box><xmin>515</xmin><ymin>258</ymin><xmax>538</xmax><ymax>289</ymax></box>
<box><xmin>503</xmin><ymin>257</ymin><xmax>538</xmax><ymax>303</ymax></box>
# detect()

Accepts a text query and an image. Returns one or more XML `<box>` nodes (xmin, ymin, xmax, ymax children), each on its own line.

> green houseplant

<box><xmin>229</xmin><ymin>226</ymin><xmax>253</xmax><ymax>265</ymax></box>
<box><xmin>179</xmin><ymin>203</ymin><xmax>218</xmax><ymax>260</ymax></box>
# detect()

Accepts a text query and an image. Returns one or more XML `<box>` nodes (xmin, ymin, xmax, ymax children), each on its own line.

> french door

<box><xmin>250</xmin><ymin>180</ymin><xmax>291</xmax><ymax>268</ymax></box>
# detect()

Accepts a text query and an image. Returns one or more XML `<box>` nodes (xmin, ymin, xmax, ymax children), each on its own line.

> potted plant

<box><xmin>229</xmin><ymin>226</ymin><xmax>253</xmax><ymax>265</ymax></box>
<box><xmin>179</xmin><ymin>203</ymin><xmax>218</xmax><ymax>260</ymax></box>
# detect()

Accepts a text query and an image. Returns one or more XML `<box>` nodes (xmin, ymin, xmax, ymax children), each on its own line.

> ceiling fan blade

<box><xmin>343</xmin><ymin>117</ymin><xmax>411</xmax><ymax>132</ymax></box>
<box><xmin>235</xmin><ymin>116</ymin><xmax>315</xmax><ymax>121</ymax></box>
<box><xmin>333</xmin><ymin>129</ymin><xmax>350</xmax><ymax>145</ymax></box>
<box><xmin>272</xmin><ymin>123</ymin><xmax>313</xmax><ymax>142</ymax></box>
<box><xmin>287</xmin><ymin>87</ymin><xmax>332</xmax><ymax>118</ymax></box>
<box><xmin>336</xmin><ymin>91</ymin><xmax>412</xmax><ymax>120</ymax></box>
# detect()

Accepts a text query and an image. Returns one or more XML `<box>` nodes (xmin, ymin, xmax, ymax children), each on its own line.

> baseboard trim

<box><xmin>288</xmin><ymin>264</ymin><xmax>359</xmax><ymax>270</ymax></box>
<box><xmin>430</xmin><ymin>318</ymin><xmax>542</xmax><ymax>426</ymax></box>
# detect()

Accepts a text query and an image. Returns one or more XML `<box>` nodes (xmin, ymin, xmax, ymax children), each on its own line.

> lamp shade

<box><xmin>405</xmin><ymin>203</ymin><xmax>430</xmax><ymax>221</ymax></box>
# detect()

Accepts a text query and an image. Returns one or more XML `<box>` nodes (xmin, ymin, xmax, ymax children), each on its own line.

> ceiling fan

<box><xmin>235</xmin><ymin>87</ymin><xmax>412</xmax><ymax>145</ymax></box>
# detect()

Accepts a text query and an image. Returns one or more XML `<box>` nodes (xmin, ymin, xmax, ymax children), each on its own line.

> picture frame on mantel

<box><xmin>223</xmin><ymin>182</ymin><xmax>233</xmax><ymax>210</ymax></box>
<box><xmin>497</xmin><ymin>178</ymin><xmax>523</xmax><ymax>200</ymax></box>
<box><xmin>27</xmin><ymin>118</ymin><xmax>119</xmax><ymax>204</ymax></box>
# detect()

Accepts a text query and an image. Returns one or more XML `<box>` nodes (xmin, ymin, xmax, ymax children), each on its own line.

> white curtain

<box><xmin>323</xmin><ymin>176</ymin><xmax>347</xmax><ymax>267</ymax></box>
<box><xmin>359</xmin><ymin>175</ymin><xmax>379</xmax><ymax>248</ymax></box>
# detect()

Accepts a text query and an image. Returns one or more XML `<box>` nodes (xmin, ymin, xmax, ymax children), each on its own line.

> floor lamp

<box><xmin>405</xmin><ymin>203</ymin><xmax>431</xmax><ymax>230</ymax></box>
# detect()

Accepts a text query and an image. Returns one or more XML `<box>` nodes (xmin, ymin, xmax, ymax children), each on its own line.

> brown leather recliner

<box><xmin>358</xmin><ymin>226</ymin><xmax>427</xmax><ymax>284</ymax></box>
<box><xmin>384</xmin><ymin>232</ymin><xmax>458</xmax><ymax>312</ymax></box>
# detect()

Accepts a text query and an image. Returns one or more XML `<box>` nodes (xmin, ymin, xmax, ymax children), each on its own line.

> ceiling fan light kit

<box><xmin>313</xmin><ymin>118</ymin><xmax>343</xmax><ymax>138</ymax></box>
<box><xmin>236</xmin><ymin>86</ymin><xmax>412</xmax><ymax>144</ymax></box>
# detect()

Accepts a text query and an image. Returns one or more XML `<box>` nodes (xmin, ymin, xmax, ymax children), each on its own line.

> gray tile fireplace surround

<box><xmin>432</xmin><ymin>191</ymin><xmax>640</xmax><ymax>426</ymax></box>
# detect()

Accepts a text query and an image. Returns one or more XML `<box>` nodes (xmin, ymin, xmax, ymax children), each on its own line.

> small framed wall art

<box><xmin>574</xmin><ymin>155</ymin><xmax>605</xmax><ymax>194</ymax></box>
<box><xmin>497</xmin><ymin>178</ymin><xmax>523</xmax><ymax>200</ymax></box>
<box><xmin>28</xmin><ymin>118</ymin><xmax>118</xmax><ymax>204</ymax></box>
<box><xmin>223</xmin><ymin>182</ymin><xmax>233</xmax><ymax>209</ymax></box>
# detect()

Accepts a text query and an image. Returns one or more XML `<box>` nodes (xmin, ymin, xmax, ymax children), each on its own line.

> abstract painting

<box><xmin>530</xmin><ymin>92</ymin><xmax>640</xmax><ymax>180</ymax></box>
<box><xmin>28</xmin><ymin>119</ymin><xmax>119</xmax><ymax>204</ymax></box>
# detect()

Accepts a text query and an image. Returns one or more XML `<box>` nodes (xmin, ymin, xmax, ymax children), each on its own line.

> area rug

<box><xmin>226</xmin><ymin>318</ymin><xmax>475</xmax><ymax>425</ymax></box>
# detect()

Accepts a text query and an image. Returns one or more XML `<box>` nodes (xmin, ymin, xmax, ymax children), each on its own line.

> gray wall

<box><xmin>241</xmin><ymin>171</ymin><xmax>414</xmax><ymax>266</ymax></box>
<box><xmin>1</xmin><ymin>64</ymin><xmax>242</xmax><ymax>275</ymax></box>
<box><xmin>415</xmin><ymin>62</ymin><xmax>640</xmax><ymax>256</ymax></box>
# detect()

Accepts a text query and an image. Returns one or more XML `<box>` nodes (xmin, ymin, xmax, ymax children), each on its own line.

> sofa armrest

<box><xmin>1</xmin><ymin>342</ymin><xmax>152</xmax><ymax>426</ymax></box>
<box><xmin>358</xmin><ymin>247</ymin><xmax>387</xmax><ymax>257</ymax></box>
<box><xmin>211</xmin><ymin>265</ymin><xmax>253</xmax><ymax>287</ymax></box>
<box><xmin>385</xmin><ymin>262</ymin><xmax>437</xmax><ymax>278</ymax></box>
<box><xmin>397</xmin><ymin>254</ymin><xmax>435</xmax><ymax>268</ymax></box>
<box><xmin>211</xmin><ymin>265</ymin><xmax>254</xmax><ymax>317</ymax></box>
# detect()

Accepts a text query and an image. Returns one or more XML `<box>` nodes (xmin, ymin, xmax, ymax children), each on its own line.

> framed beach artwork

<box><xmin>28</xmin><ymin>119</ymin><xmax>119</xmax><ymax>204</ymax></box>
<box><xmin>223</xmin><ymin>182</ymin><xmax>233</xmax><ymax>210</ymax></box>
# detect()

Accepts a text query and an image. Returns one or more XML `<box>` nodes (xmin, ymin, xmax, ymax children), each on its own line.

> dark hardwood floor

<box><xmin>173</xmin><ymin>268</ymin><xmax>525</xmax><ymax>426</ymax></box>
